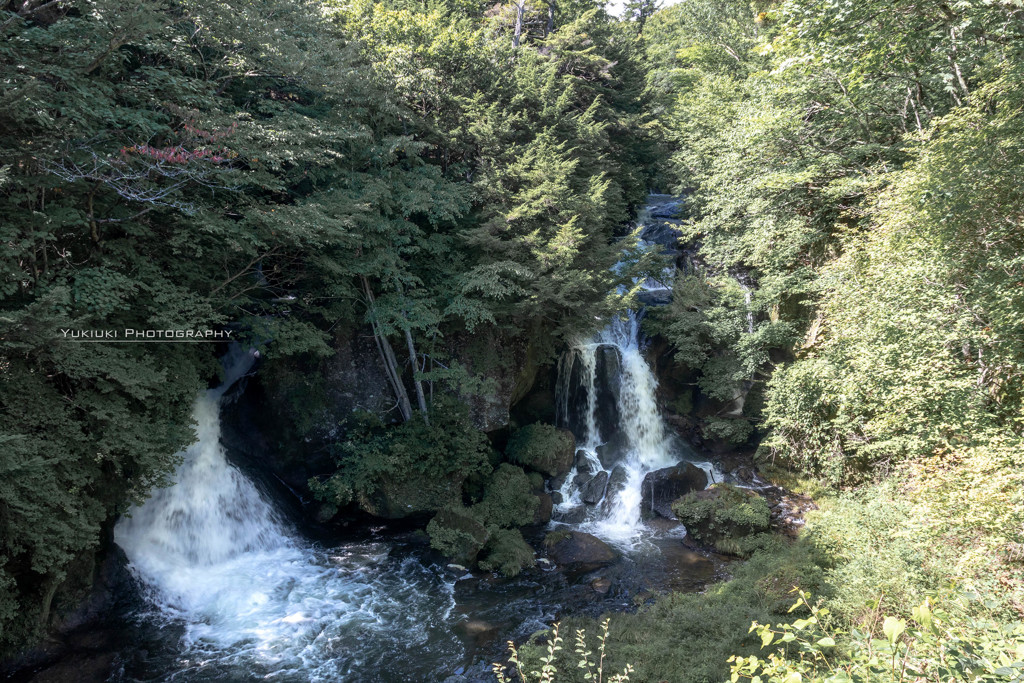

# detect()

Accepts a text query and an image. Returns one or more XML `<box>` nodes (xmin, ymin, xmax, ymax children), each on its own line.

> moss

<box><xmin>505</xmin><ymin>423</ymin><xmax>574</xmax><ymax>477</ymax></box>
<box><xmin>475</xmin><ymin>463</ymin><xmax>539</xmax><ymax>529</ymax></box>
<box><xmin>478</xmin><ymin>529</ymin><xmax>536</xmax><ymax>577</ymax></box>
<box><xmin>426</xmin><ymin>507</ymin><xmax>490</xmax><ymax>565</ymax></box>
<box><xmin>519</xmin><ymin>539</ymin><xmax>826</xmax><ymax>683</ymax></box>
<box><xmin>527</xmin><ymin>471</ymin><xmax>545</xmax><ymax>493</ymax></box>
<box><xmin>673</xmin><ymin>483</ymin><xmax>771</xmax><ymax>555</ymax></box>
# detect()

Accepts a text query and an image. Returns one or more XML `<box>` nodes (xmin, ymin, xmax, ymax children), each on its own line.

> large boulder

<box><xmin>357</xmin><ymin>472</ymin><xmax>464</xmax><ymax>519</ymax></box>
<box><xmin>506</xmin><ymin>424</ymin><xmax>575</xmax><ymax>478</ymax></box>
<box><xmin>672</xmin><ymin>484</ymin><xmax>772</xmax><ymax>556</ymax></box>
<box><xmin>595</xmin><ymin>432</ymin><xmax>629</xmax><ymax>469</ymax></box>
<box><xmin>542</xmin><ymin>530</ymin><xmax>616</xmax><ymax>568</ymax></box>
<box><xmin>580</xmin><ymin>470</ymin><xmax>609</xmax><ymax>505</ymax></box>
<box><xmin>640</xmin><ymin>464</ymin><xmax>708</xmax><ymax>520</ymax></box>
<box><xmin>601</xmin><ymin>466</ymin><xmax>629</xmax><ymax>514</ymax></box>
<box><xmin>533</xmin><ymin>493</ymin><xmax>554</xmax><ymax>526</ymax></box>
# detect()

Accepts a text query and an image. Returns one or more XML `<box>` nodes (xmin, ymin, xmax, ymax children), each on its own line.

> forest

<box><xmin>1</xmin><ymin>0</ymin><xmax>1023</xmax><ymax>681</ymax></box>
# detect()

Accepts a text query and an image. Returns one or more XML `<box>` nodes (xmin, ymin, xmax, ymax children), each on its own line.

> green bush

<box><xmin>477</xmin><ymin>464</ymin><xmax>539</xmax><ymax>529</ymax></box>
<box><xmin>506</xmin><ymin>423</ymin><xmax>575</xmax><ymax>477</ymax></box>
<box><xmin>310</xmin><ymin>399</ymin><xmax>491</xmax><ymax>516</ymax></box>
<box><xmin>673</xmin><ymin>483</ymin><xmax>772</xmax><ymax>555</ymax></box>
<box><xmin>734</xmin><ymin>589</ymin><xmax>1024</xmax><ymax>683</ymax></box>
<box><xmin>479</xmin><ymin>529</ymin><xmax>535</xmax><ymax>577</ymax></box>
<box><xmin>426</xmin><ymin>507</ymin><xmax>489</xmax><ymax>565</ymax></box>
<box><xmin>515</xmin><ymin>540</ymin><xmax>826</xmax><ymax>683</ymax></box>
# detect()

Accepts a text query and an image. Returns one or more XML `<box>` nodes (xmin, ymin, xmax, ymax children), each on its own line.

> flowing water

<box><xmin>89</xmin><ymin>196</ymin><xmax>728</xmax><ymax>683</ymax></box>
<box><xmin>553</xmin><ymin>310</ymin><xmax>720</xmax><ymax>547</ymax></box>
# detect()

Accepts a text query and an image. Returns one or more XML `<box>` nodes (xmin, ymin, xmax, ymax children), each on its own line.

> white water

<box><xmin>554</xmin><ymin>204</ymin><xmax>721</xmax><ymax>547</ymax></box>
<box><xmin>556</xmin><ymin>311</ymin><xmax>699</xmax><ymax>546</ymax></box>
<box><xmin>114</xmin><ymin>347</ymin><xmax>460</xmax><ymax>681</ymax></box>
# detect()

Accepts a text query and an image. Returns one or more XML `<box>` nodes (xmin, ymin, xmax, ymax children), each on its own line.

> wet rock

<box><xmin>543</xmin><ymin>530</ymin><xmax>617</xmax><ymax>568</ymax></box>
<box><xmin>574</xmin><ymin>449</ymin><xmax>597</xmax><ymax>474</ymax></box>
<box><xmin>550</xmin><ymin>491</ymin><xmax>563</xmax><ymax>505</ymax></box>
<box><xmin>581</xmin><ymin>470</ymin><xmax>609</xmax><ymax>505</ymax></box>
<box><xmin>594</xmin><ymin>346</ymin><xmax>622</xmax><ymax>433</ymax></box>
<box><xmin>549</xmin><ymin>473</ymin><xmax>568</xmax><ymax>492</ymax></box>
<box><xmin>601</xmin><ymin>466</ymin><xmax>629</xmax><ymax>514</ymax></box>
<box><xmin>591</xmin><ymin>577</ymin><xmax>612</xmax><ymax>594</ymax></box>
<box><xmin>640</xmin><ymin>464</ymin><xmax>709</xmax><ymax>520</ymax></box>
<box><xmin>552</xmin><ymin>507</ymin><xmax>588</xmax><ymax>524</ymax></box>
<box><xmin>645</xmin><ymin>195</ymin><xmax>685</xmax><ymax>219</ymax></box>
<box><xmin>640</xmin><ymin>218</ymin><xmax>685</xmax><ymax>250</ymax></box>
<box><xmin>573</xmin><ymin>471</ymin><xmax>593</xmax><ymax>490</ymax></box>
<box><xmin>25</xmin><ymin>651</ymin><xmax>117</xmax><ymax>683</ymax></box>
<box><xmin>735</xmin><ymin>467</ymin><xmax>757</xmax><ymax>485</ymax></box>
<box><xmin>595</xmin><ymin>432</ymin><xmax>628</xmax><ymax>469</ymax></box>
<box><xmin>638</xmin><ymin>288</ymin><xmax>673</xmax><ymax>306</ymax></box>
<box><xmin>533</xmin><ymin>493</ymin><xmax>554</xmax><ymax>526</ymax></box>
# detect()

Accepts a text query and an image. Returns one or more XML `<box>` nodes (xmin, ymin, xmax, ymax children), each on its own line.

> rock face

<box><xmin>542</xmin><ymin>530</ymin><xmax>616</xmax><ymax>567</ymax></box>
<box><xmin>533</xmin><ymin>493</ymin><xmax>554</xmax><ymax>526</ymax></box>
<box><xmin>561</xmin><ymin>345</ymin><xmax>620</xmax><ymax>444</ymax></box>
<box><xmin>641</xmin><ymin>464</ymin><xmax>709</xmax><ymax>520</ymax></box>
<box><xmin>580</xmin><ymin>471</ymin><xmax>609</xmax><ymax>505</ymax></box>
<box><xmin>448</xmin><ymin>329</ymin><xmax>537</xmax><ymax>433</ymax></box>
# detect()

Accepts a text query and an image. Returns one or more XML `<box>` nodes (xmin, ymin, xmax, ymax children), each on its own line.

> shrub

<box><xmin>426</xmin><ymin>507</ymin><xmax>489</xmax><ymax>565</ymax></box>
<box><xmin>506</xmin><ymin>424</ymin><xmax>574</xmax><ymax>477</ymax></box>
<box><xmin>673</xmin><ymin>483</ymin><xmax>772</xmax><ymax>555</ymax></box>
<box><xmin>494</xmin><ymin>620</ymin><xmax>634</xmax><ymax>683</ymax></box>
<box><xmin>477</xmin><ymin>464</ymin><xmax>539</xmax><ymax>529</ymax></box>
<box><xmin>479</xmin><ymin>529</ymin><xmax>535</xmax><ymax>577</ymax></box>
<box><xmin>310</xmin><ymin>398</ymin><xmax>491</xmax><ymax>515</ymax></box>
<box><xmin>733</xmin><ymin>589</ymin><xmax>1024</xmax><ymax>683</ymax></box>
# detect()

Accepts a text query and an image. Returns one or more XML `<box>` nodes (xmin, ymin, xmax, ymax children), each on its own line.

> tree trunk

<box><xmin>546</xmin><ymin>1</ymin><xmax>555</xmax><ymax>36</ymax></box>
<box><xmin>513</xmin><ymin>1</ymin><xmax>525</xmax><ymax>47</ymax></box>
<box><xmin>403</xmin><ymin>324</ymin><xmax>430</xmax><ymax>425</ymax></box>
<box><xmin>362</xmin><ymin>277</ymin><xmax>413</xmax><ymax>422</ymax></box>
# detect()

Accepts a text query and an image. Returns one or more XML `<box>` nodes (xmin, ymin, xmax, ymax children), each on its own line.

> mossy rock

<box><xmin>356</xmin><ymin>472</ymin><xmax>463</xmax><ymax>519</ymax></box>
<box><xmin>479</xmin><ymin>529</ymin><xmax>536</xmax><ymax>577</ymax></box>
<box><xmin>476</xmin><ymin>463</ymin><xmax>539</xmax><ymax>529</ymax></box>
<box><xmin>426</xmin><ymin>507</ymin><xmax>490</xmax><ymax>565</ymax></box>
<box><xmin>672</xmin><ymin>484</ymin><xmax>771</xmax><ymax>556</ymax></box>
<box><xmin>506</xmin><ymin>424</ymin><xmax>575</xmax><ymax>477</ymax></box>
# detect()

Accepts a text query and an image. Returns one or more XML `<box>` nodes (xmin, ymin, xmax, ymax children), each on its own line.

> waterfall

<box><xmin>552</xmin><ymin>196</ymin><xmax>721</xmax><ymax>547</ymax></box>
<box><xmin>554</xmin><ymin>309</ymin><xmax>707</xmax><ymax>546</ymax></box>
<box><xmin>114</xmin><ymin>346</ymin><xmax>459</xmax><ymax>680</ymax></box>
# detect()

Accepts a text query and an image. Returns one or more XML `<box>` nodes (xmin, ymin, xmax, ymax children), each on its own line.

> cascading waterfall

<box><xmin>553</xmin><ymin>201</ymin><xmax>721</xmax><ymax>548</ymax></box>
<box><xmin>555</xmin><ymin>311</ymin><xmax>695</xmax><ymax>545</ymax></box>
<box><xmin>114</xmin><ymin>346</ymin><xmax>462</xmax><ymax>681</ymax></box>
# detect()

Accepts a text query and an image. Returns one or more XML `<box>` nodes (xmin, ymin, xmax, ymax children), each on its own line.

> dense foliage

<box><xmin>3</xmin><ymin>0</ymin><xmax>1024</xmax><ymax>678</ymax></box>
<box><xmin>0</xmin><ymin>0</ymin><xmax>658</xmax><ymax>653</ymax></box>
